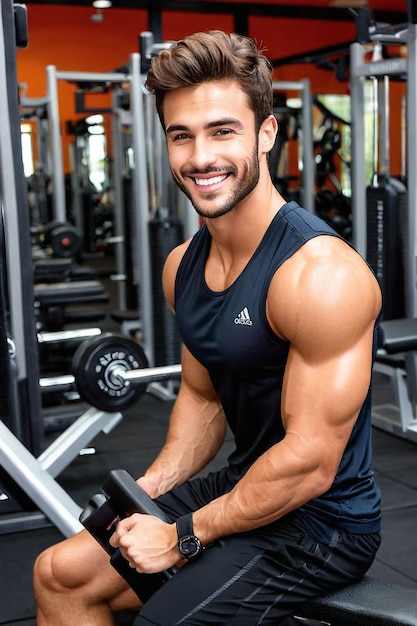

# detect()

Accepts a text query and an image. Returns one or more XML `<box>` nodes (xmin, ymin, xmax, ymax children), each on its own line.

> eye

<box><xmin>172</xmin><ymin>132</ymin><xmax>191</xmax><ymax>142</ymax></box>
<box><xmin>215</xmin><ymin>128</ymin><xmax>233</xmax><ymax>136</ymax></box>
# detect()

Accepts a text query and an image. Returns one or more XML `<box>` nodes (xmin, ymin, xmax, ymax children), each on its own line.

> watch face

<box><xmin>179</xmin><ymin>535</ymin><xmax>201</xmax><ymax>559</ymax></box>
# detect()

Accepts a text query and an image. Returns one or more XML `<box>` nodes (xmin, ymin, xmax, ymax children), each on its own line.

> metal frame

<box><xmin>46</xmin><ymin>67</ymin><xmax>129</xmax><ymax>225</ymax></box>
<box><xmin>272</xmin><ymin>79</ymin><xmax>315</xmax><ymax>214</ymax></box>
<box><xmin>0</xmin><ymin>407</ymin><xmax>123</xmax><ymax>536</ymax></box>
<box><xmin>0</xmin><ymin>0</ymin><xmax>44</xmax><ymax>453</ymax></box>
<box><xmin>129</xmin><ymin>53</ymin><xmax>155</xmax><ymax>363</ymax></box>
<box><xmin>111</xmin><ymin>87</ymin><xmax>129</xmax><ymax>311</ymax></box>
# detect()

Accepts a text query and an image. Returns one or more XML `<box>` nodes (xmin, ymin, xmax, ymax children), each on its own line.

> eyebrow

<box><xmin>166</xmin><ymin>118</ymin><xmax>243</xmax><ymax>134</ymax></box>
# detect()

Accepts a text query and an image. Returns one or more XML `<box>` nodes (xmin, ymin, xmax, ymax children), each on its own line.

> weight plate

<box><xmin>50</xmin><ymin>225</ymin><xmax>81</xmax><ymax>258</ymax></box>
<box><xmin>43</xmin><ymin>221</ymin><xmax>81</xmax><ymax>258</ymax></box>
<box><xmin>72</xmin><ymin>333</ymin><xmax>149</xmax><ymax>411</ymax></box>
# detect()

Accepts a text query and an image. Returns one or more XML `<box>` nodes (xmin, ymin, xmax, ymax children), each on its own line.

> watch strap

<box><xmin>176</xmin><ymin>512</ymin><xmax>194</xmax><ymax>540</ymax></box>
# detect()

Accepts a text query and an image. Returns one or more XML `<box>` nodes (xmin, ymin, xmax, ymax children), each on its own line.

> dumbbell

<box><xmin>80</xmin><ymin>469</ymin><xmax>176</xmax><ymax>602</ymax></box>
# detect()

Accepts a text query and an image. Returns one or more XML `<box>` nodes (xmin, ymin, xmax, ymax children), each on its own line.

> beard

<box><xmin>171</xmin><ymin>144</ymin><xmax>260</xmax><ymax>219</ymax></box>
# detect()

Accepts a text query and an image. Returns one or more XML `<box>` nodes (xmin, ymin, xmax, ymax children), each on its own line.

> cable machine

<box><xmin>350</xmin><ymin>21</ymin><xmax>417</xmax><ymax>441</ymax></box>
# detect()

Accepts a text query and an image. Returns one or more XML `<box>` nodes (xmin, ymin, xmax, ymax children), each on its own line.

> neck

<box><xmin>203</xmin><ymin>179</ymin><xmax>286</xmax><ymax>291</ymax></box>
<box><xmin>205</xmin><ymin>177</ymin><xmax>285</xmax><ymax>257</ymax></box>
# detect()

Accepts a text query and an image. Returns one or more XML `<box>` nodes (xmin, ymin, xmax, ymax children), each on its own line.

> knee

<box><xmin>34</xmin><ymin>545</ymin><xmax>62</xmax><ymax>596</ymax></box>
<box><xmin>34</xmin><ymin>541</ymin><xmax>81</xmax><ymax>597</ymax></box>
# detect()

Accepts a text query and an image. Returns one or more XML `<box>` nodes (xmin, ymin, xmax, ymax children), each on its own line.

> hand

<box><xmin>109</xmin><ymin>513</ymin><xmax>180</xmax><ymax>574</ymax></box>
<box><xmin>136</xmin><ymin>475</ymin><xmax>160</xmax><ymax>499</ymax></box>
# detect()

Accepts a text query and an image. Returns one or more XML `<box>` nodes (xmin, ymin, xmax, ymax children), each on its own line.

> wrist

<box><xmin>176</xmin><ymin>513</ymin><xmax>205</xmax><ymax>560</ymax></box>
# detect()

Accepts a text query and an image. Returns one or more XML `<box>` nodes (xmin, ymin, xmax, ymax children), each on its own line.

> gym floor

<box><xmin>1</xmin><ymin>263</ymin><xmax>417</xmax><ymax>625</ymax></box>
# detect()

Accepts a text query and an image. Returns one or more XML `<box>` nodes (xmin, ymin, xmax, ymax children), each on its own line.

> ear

<box><xmin>259</xmin><ymin>114</ymin><xmax>278</xmax><ymax>154</ymax></box>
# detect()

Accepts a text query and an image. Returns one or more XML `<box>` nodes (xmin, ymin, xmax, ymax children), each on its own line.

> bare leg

<box><xmin>34</xmin><ymin>529</ymin><xmax>141</xmax><ymax>626</ymax></box>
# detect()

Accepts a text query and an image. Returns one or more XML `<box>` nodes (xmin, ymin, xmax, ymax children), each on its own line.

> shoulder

<box><xmin>162</xmin><ymin>238</ymin><xmax>192</xmax><ymax>311</ymax></box>
<box><xmin>267</xmin><ymin>235</ymin><xmax>382</xmax><ymax>345</ymax></box>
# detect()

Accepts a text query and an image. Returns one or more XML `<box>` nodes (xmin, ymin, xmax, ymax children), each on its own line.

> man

<box><xmin>34</xmin><ymin>30</ymin><xmax>382</xmax><ymax>625</ymax></box>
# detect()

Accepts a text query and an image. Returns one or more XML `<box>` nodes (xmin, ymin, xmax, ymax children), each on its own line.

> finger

<box><xmin>109</xmin><ymin>519</ymin><xmax>130</xmax><ymax>547</ymax></box>
<box><xmin>109</xmin><ymin>531</ymin><xmax>120</xmax><ymax>548</ymax></box>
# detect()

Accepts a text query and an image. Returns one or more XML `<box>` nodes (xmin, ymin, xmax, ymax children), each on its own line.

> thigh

<box><xmin>133</xmin><ymin>516</ymin><xmax>380</xmax><ymax>626</ymax></box>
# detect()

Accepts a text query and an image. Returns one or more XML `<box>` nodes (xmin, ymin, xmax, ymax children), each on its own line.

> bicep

<box><xmin>282</xmin><ymin>334</ymin><xmax>373</xmax><ymax>447</ymax></box>
<box><xmin>279</xmin><ymin>328</ymin><xmax>375</xmax><ymax>483</ymax></box>
<box><xmin>271</xmin><ymin>245</ymin><xmax>380</xmax><ymax>468</ymax></box>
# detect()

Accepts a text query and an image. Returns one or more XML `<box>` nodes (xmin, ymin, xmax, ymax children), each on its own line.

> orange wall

<box><xmin>17</xmin><ymin>4</ymin><xmax>354</xmax><ymax>119</ymax></box>
<box><xmin>16</xmin><ymin>4</ymin><xmax>403</xmax><ymax>176</ymax></box>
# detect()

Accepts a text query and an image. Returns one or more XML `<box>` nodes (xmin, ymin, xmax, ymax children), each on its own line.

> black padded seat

<box><xmin>298</xmin><ymin>575</ymin><xmax>417</xmax><ymax>625</ymax></box>
<box><xmin>379</xmin><ymin>318</ymin><xmax>417</xmax><ymax>353</ymax></box>
<box><xmin>33</xmin><ymin>257</ymin><xmax>73</xmax><ymax>283</ymax></box>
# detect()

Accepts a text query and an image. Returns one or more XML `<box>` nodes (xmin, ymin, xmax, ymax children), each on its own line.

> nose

<box><xmin>190</xmin><ymin>136</ymin><xmax>217</xmax><ymax>171</ymax></box>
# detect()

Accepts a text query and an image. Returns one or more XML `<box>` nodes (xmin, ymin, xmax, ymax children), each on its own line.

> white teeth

<box><xmin>194</xmin><ymin>175</ymin><xmax>226</xmax><ymax>186</ymax></box>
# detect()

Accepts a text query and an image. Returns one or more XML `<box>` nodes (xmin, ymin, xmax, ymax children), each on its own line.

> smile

<box><xmin>193</xmin><ymin>174</ymin><xmax>228</xmax><ymax>186</ymax></box>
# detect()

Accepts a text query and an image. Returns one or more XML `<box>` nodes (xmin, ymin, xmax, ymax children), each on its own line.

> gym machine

<box><xmin>0</xmin><ymin>33</ymin><xmax>192</xmax><ymax>531</ymax></box>
<box><xmin>0</xmin><ymin>0</ymin><xmax>88</xmax><ymax>533</ymax></box>
<box><xmin>80</xmin><ymin>467</ymin><xmax>417</xmax><ymax>625</ymax></box>
<box><xmin>46</xmin><ymin>44</ymin><xmax>199</xmax><ymax>370</ymax></box>
<box><xmin>0</xmin><ymin>4</ymin><xmax>157</xmax><ymax>533</ymax></box>
<box><xmin>110</xmin><ymin>34</ymin><xmax>199</xmax><ymax>372</ymax></box>
<box><xmin>349</xmin><ymin>22</ymin><xmax>417</xmax><ymax>441</ymax></box>
<box><xmin>0</xmin><ymin>331</ymin><xmax>182</xmax><ymax>535</ymax></box>
<box><xmin>350</xmin><ymin>23</ymin><xmax>414</xmax><ymax>314</ymax></box>
<box><xmin>0</xmin><ymin>0</ymin><xmax>44</xmax><ymax>456</ymax></box>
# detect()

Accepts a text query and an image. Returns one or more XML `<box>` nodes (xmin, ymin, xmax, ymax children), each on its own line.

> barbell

<box><xmin>69</xmin><ymin>333</ymin><xmax>181</xmax><ymax>412</ymax></box>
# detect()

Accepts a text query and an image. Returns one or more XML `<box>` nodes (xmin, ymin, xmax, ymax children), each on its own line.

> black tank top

<box><xmin>175</xmin><ymin>201</ymin><xmax>381</xmax><ymax>542</ymax></box>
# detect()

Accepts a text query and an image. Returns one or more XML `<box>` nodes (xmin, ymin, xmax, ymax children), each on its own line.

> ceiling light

<box><xmin>92</xmin><ymin>0</ymin><xmax>112</xmax><ymax>8</ymax></box>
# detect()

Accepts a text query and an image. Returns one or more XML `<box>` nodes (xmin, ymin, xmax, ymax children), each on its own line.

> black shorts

<box><xmin>134</xmin><ymin>469</ymin><xmax>381</xmax><ymax>625</ymax></box>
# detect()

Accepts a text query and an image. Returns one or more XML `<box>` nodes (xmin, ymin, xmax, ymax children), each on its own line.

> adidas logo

<box><xmin>234</xmin><ymin>307</ymin><xmax>253</xmax><ymax>326</ymax></box>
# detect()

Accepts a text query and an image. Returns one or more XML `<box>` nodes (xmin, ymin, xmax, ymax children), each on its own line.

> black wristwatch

<box><xmin>176</xmin><ymin>513</ymin><xmax>204</xmax><ymax>560</ymax></box>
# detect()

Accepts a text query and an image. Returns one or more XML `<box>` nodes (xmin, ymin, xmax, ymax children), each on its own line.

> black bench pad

<box><xmin>34</xmin><ymin>281</ymin><xmax>109</xmax><ymax>305</ymax></box>
<box><xmin>297</xmin><ymin>576</ymin><xmax>417</xmax><ymax>625</ymax></box>
<box><xmin>379</xmin><ymin>318</ymin><xmax>417</xmax><ymax>354</ymax></box>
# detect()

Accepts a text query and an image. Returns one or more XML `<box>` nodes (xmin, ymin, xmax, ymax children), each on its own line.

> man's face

<box><xmin>163</xmin><ymin>81</ymin><xmax>261</xmax><ymax>219</ymax></box>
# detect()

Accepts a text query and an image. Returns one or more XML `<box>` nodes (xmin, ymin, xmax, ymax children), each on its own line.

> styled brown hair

<box><xmin>145</xmin><ymin>30</ymin><xmax>273</xmax><ymax>132</ymax></box>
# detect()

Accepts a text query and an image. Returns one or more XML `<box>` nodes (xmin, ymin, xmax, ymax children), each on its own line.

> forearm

<box><xmin>193</xmin><ymin>435</ymin><xmax>334</xmax><ymax>545</ymax></box>
<box><xmin>142</xmin><ymin>390</ymin><xmax>226</xmax><ymax>497</ymax></box>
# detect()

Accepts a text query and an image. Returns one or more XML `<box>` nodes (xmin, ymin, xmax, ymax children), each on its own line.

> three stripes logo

<box><xmin>234</xmin><ymin>307</ymin><xmax>253</xmax><ymax>326</ymax></box>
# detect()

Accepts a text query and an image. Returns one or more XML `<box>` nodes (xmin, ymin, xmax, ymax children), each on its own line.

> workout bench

<box><xmin>81</xmin><ymin>470</ymin><xmax>417</xmax><ymax>626</ymax></box>
<box><xmin>297</xmin><ymin>576</ymin><xmax>417</xmax><ymax>625</ymax></box>
<box><xmin>373</xmin><ymin>318</ymin><xmax>417</xmax><ymax>442</ymax></box>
